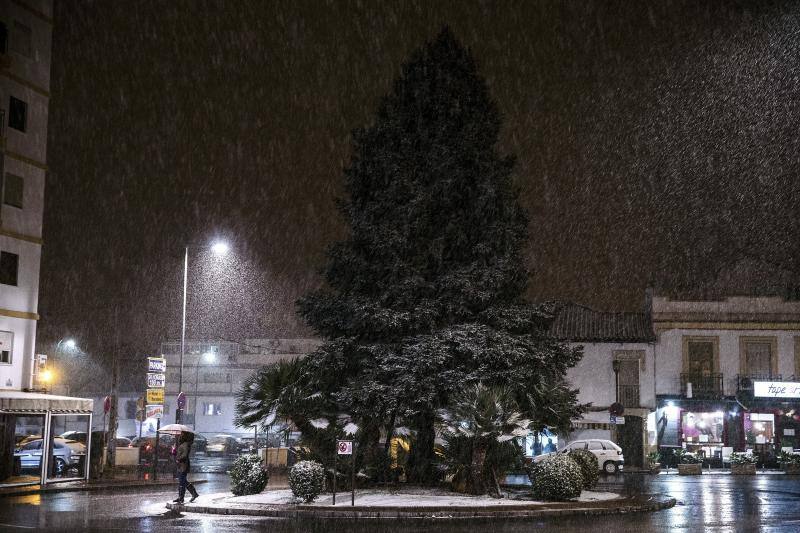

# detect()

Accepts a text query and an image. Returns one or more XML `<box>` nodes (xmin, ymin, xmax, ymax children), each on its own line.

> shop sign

<box><xmin>146</xmin><ymin>388</ymin><xmax>164</xmax><ymax>403</ymax></box>
<box><xmin>754</xmin><ymin>381</ymin><xmax>800</xmax><ymax>398</ymax></box>
<box><xmin>146</xmin><ymin>404</ymin><xmax>164</xmax><ymax>419</ymax></box>
<box><xmin>610</xmin><ymin>415</ymin><xmax>625</xmax><ymax>425</ymax></box>
<box><xmin>147</xmin><ymin>357</ymin><xmax>167</xmax><ymax>373</ymax></box>
<box><xmin>147</xmin><ymin>373</ymin><xmax>165</xmax><ymax>388</ymax></box>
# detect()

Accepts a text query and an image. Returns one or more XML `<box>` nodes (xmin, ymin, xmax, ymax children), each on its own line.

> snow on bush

<box><xmin>528</xmin><ymin>454</ymin><xmax>583</xmax><ymax>501</ymax></box>
<box><xmin>229</xmin><ymin>454</ymin><xmax>270</xmax><ymax>496</ymax></box>
<box><xmin>568</xmin><ymin>449</ymin><xmax>599</xmax><ymax>489</ymax></box>
<box><xmin>289</xmin><ymin>460</ymin><xmax>326</xmax><ymax>503</ymax></box>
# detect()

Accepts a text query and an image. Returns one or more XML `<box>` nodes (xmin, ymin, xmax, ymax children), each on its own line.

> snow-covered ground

<box><xmin>220</xmin><ymin>488</ymin><xmax>620</xmax><ymax>507</ymax></box>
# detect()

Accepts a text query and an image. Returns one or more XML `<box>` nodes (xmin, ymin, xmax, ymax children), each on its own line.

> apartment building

<box><xmin>0</xmin><ymin>0</ymin><xmax>51</xmax><ymax>392</ymax></box>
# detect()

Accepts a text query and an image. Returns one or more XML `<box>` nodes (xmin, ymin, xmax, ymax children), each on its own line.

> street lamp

<box><xmin>176</xmin><ymin>241</ymin><xmax>230</xmax><ymax>424</ymax></box>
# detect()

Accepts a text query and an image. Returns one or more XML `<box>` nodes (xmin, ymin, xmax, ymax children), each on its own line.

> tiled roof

<box><xmin>549</xmin><ymin>302</ymin><xmax>655</xmax><ymax>343</ymax></box>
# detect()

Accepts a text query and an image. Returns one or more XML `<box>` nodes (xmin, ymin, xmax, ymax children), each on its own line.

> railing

<box><xmin>736</xmin><ymin>373</ymin><xmax>783</xmax><ymax>391</ymax></box>
<box><xmin>618</xmin><ymin>385</ymin><xmax>640</xmax><ymax>408</ymax></box>
<box><xmin>680</xmin><ymin>373</ymin><xmax>724</xmax><ymax>399</ymax></box>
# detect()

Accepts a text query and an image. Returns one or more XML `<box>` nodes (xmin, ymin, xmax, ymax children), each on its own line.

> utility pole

<box><xmin>107</xmin><ymin>305</ymin><xmax>121</xmax><ymax>468</ymax></box>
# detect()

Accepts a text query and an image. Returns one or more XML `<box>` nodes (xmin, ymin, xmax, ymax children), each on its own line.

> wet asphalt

<box><xmin>1</xmin><ymin>456</ymin><xmax>800</xmax><ymax>532</ymax></box>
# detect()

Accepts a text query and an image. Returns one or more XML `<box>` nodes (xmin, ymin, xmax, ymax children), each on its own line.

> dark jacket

<box><xmin>176</xmin><ymin>441</ymin><xmax>191</xmax><ymax>474</ymax></box>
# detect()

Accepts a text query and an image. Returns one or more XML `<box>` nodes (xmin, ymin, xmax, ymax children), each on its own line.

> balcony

<box><xmin>618</xmin><ymin>384</ymin><xmax>640</xmax><ymax>408</ymax></box>
<box><xmin>736</xmin><ymin>373</ymin><xmax>782</xmax><ymax>392</ymax></box>
<box><xmin>680</xmin><ymin>373</ymin><xmax>724</xmax><ymax>399</ymax></box>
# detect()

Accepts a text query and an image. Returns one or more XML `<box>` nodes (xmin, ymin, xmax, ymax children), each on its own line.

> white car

<box><xmin>533</xmin><ymin>439</ymin><xmax>624</xmax><ymax>474</ymax></box>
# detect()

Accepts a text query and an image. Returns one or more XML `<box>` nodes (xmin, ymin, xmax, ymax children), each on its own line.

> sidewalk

<box><xmin>0</xmin><ymin>476</ymin><xmax>208</xmax><ymax>497</ymax></box>
<box><xmin>166</xmin><ymin>488</ymin><xmax>676</xmax><ymax>519</ymax></box>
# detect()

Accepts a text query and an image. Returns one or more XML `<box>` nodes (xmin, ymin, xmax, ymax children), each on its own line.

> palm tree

<box><xmin>234</xmin><ymin>358</ymin><xmax>307</xmax><ymax>433</ymax></box>
<box><xmin>438</xmin><ymin>383</ymin><xmax>530</xmax><ymax>496</ymax></box>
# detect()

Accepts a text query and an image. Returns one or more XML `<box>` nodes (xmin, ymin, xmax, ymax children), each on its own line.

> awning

<box><xmin>0</xmin><ymin>391</ymin><xmax>93</xmax><ymax>413</ymax></box>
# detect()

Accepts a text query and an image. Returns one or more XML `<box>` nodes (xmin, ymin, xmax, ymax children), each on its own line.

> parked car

<box><xmin>206</xmin><ymin>435</ymin><xmax>238</xmax><ymax>456</ymax></box>
<box><xmin>192</xmin><ymin>433</ymin><xmax>208</xmax><ymax>454</ymax></box>
<box><xmin>112</xmin><ymin>437</ymin><xmax>132</xmax><ymax>448</ymax></box>
<box><xmin>130</xmin><ymin>435</ymin><xmax>175</xmax><ymax>466</ymax></box>
<box><xmin>236</xmin><ymin>436</ymin><xmax>269</xmax><ymax>454</ymax></box>
<box><xmin>59</xmin><ymin>431</ymin><xmax>88</xmax><ymax>444</ymax></box>
<box><xmin>533</xmin><ymin>439</ymin><xmax>625</xmax><ymax>474</ymax></box>
<box><xmin>14</xmin><ymin>438</ymin><xmax>87</xmax><ymax>475</ymax></box>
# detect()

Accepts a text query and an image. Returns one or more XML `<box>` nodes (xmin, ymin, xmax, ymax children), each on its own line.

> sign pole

<box><xmin>153</xmin><ymin>418</ymin><xmax>160</xmax><ymax>481</ymax></box>
<box><xmin>351</xmin><ymin>442</ymin><xmax>355</xmax><ymax>506</ymax></box>
<box><xmin>332</xmin><ymin>441</ymin><xmax>337</xmax><ymax>506</ymax></box>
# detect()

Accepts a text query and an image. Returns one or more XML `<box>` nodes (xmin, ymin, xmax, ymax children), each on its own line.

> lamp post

<box><xmin>51</xmin><ymin>338</ymin><xmax>79</xmax><ymax>395</ymax></box>
<box><xmin>176</xmin><ymin>241</ymin><xmax>229</xmax><ymax>425</ymax></box>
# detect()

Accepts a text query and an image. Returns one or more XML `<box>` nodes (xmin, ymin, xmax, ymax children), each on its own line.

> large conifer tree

<box><xmin>297</xmin><ymin>28</ymin><xmax>583</xmax><ymax>482</ymax></box>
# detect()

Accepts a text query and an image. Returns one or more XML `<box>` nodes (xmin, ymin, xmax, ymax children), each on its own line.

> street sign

<box><xmin>136</xmin><ymin>409</ymin><xmax>146</xmax><ymax>422</ymax></box>
<box><xmin>147</xmin><ymin>357</ymin><xmax>167</xmax><ymax>373</ymax></box>
<box><xmin>337</xmin><ymin>440</ymin><xmax>353</xmax><ymax>455</ymax></box>
<box><xmin>610</xmin><ymin>415</ymin><xmax>625</xmax><ymax>425</ymax></box>
<box><xmin>146</xmin><ymin>388</ymin><xmax>164</xmax><ymax>403</ymax></box>
<box><xmin>136</xmin><ymin>396</ymin><xmax>145</xmax><ymax>410</ymax></box>
<box><xmin>147</xmin><ymin>373</ymin><xmax>166</xmax><ymax>388</ymax></box>
<box><xmin>177</xmin><ymin>391</ymin><xmax>187</xmax><ymax>409</ymax></box>
<box><xmin>146</xmin><ymin>404</ymin><xmax>164</xmax><ymax>419</ymax></box>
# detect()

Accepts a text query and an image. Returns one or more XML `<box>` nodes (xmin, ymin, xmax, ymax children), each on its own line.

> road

<box><xmin>2</xmin><ymin>463</ymin><xmax>800</xmax><ymax>532</ymax></box>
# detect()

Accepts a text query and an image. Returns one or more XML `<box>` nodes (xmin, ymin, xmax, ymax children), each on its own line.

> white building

<box><xmin>549</xmin><ymin>302</ymin><xmax>656</xmax><ymax>468</ymax></box>
<box><xmin>146</xmin><ymin>338</ymin><xmax>322</xmax><ymax>437</ymax></box>
<box><xmin>0</xmin><ymin>2</ymin><xmax>94</xmax><ymax>488</ymax></box>
<box><xmin>652</xmin><ymin>293</ymin><xmax>800</xmax><ymax>462</ymax></box>
<box><xmin>0</xmin><ymin>0</ymin><xmax>51</xmax><ymax>392</ymax></box>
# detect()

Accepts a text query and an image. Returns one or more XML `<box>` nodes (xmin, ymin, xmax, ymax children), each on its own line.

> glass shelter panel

<box><xmin>0</xmin><ymin>415</ymin><xmax>46</xmax><ymax>486</ymax></box>
<box><xmin>46</xmin><ymin>414</ymin><xmax>91</xmax><ymax>482</ymax></box>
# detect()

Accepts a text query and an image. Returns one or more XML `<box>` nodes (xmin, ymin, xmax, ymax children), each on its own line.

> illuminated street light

<box><xmin>176</xmin><ymin>239</ymin><xmax>231</xmax><ymax>424</ymax></box>
<box><xmin>64</xmin><ymin>339</ymin><xmax>76</xmax><ymax>350</ymax></box>
<box><xmin>211</xmin><ymin>241</ymin><xmax>229</xmax><ymax>256</ymax></box>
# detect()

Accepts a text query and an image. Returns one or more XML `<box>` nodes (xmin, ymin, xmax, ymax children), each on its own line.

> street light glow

<box><xmin>211</xmin><ymin>241</ymin><xmax>229</xmax><ymax>256</ymax></box>
<box><xmin>40</xmin><ymin>369</ymin><xmax>53</xmax><ymax>383</ymax></box>
<box><xmin>203</xmin><ymin>351</ymin><xmax>216</xmax><ymax>363</ymax></box>
<box><xmin>64</xmin><ymin>339</ymin><xmax>76</xmax><ymax>350</ymax></box>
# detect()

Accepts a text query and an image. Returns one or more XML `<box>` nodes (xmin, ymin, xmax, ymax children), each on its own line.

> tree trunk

<box><xmin>407</xmin><ymin>411</ymin><xmax>437</xmax><ymax>484</ymax></box>
<box><xmin>469</xmin><ymin>440</ymin><xmax>488</xmax><ymax>495</ymax></box>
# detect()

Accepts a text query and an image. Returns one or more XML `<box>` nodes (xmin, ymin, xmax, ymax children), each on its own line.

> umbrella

<box><xmin>157</xmin><ymin>424</ymin><xmax>194</xmax><ymax>435</ymax></box>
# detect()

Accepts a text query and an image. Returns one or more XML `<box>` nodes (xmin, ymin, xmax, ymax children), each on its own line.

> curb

<box><xmin>166</xmin><ymin>494</ymin><xmax>676</xmax><ymax>519</ymax></box>
<box><xmin>0</xmin><ymin>478</ymin><xmax>208</xmax><ymax>497</ymax></box>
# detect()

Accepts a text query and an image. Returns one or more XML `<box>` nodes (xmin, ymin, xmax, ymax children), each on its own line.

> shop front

<box><xmin>0</xmin><ymin>391</ymin><xmax>94</xmax><ymax>487</ymax></box>
<box><xmin>657</xmin><ymin>389</ymin><xmax>800</xmax><ymax>465</ymax></box>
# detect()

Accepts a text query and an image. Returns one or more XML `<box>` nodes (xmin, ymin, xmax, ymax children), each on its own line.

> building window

<box><xmin>0</xmin><ymin>251</ymin><xmax>19</xmax><ymax>286</ymax></box>
<box><xmin>0</xmin><ymin>331</ymin><xmax>12</xmax><ymax>364</ymax></box>
<box><xmin>8</xmin><ymin>96</ymin><xmax>27</xmax><ymax>132</ymax></box>
<box><xmin>739</xmin><ymin>336</ymin><xmax>778</xmax><ymax>378</ymax></box>
<box><xmin>10</xmin><ymin>21</ymin><xmax>31</xmax><ymax>58</ymax></box>
<box><xmin>687</xmin><ymin>340</ymin><xmax>715</xmax><ymax>374</ymax></box>
<box><xmin>0</xmin><ymin>22</ymin><xmax>7</xmax><ymax>54</ymax></box>
<box><xmin>203</xmin><ymin>403</ymin><xmax>222</xmax><ymax>416</ymax></box>
<box><xmin>3</xmin><ymin>173</ymin><xmax>23</xmax><ymax>208</ymax></box>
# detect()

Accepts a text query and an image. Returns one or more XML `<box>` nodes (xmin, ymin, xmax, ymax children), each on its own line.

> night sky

<box><xmin>40</xmin><ymin>1</ymin><xmax>800</xmax><ymax>370</ymax></box>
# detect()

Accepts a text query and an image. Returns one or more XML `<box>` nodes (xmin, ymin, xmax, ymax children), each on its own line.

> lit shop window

<box><xmin>745</xmin><ymin>413</ymin><xmax>775</xmax><ymax>445</ymax></box>
<box><xmin>681</xmin><ymin>411</ymin><xmax>724</xmax><ymax>444</ymax></box>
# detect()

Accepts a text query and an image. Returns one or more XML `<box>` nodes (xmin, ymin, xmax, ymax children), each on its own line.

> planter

<box><xmin>677</xmin><ymin>463</ymin><xmax>702</xmax><ymax>475</ymax></box>
<box><xmin>648</xmin><ymin>463</ymin><xmax>661</xmax><ymax>475</ymax></box>
<box><xmin>784</xmin><ymin>464</ymin><xmax>800</xmax><ymax>475</ymax></box>
<box><xmin>730</xmin><ymin>463</ymin><xmax>757</xmax><ymax>475</ymax></box>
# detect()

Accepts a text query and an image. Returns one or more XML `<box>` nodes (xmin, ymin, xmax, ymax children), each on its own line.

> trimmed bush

<box><xmin>569</xmin><ymin>449</ymin><xmax>599</xmax><ymax>489</ymax></box>
<box><xmin>229</xmin><ymin>454</ymin><xmax>270</xmax><ymax>496</ymax></box>
<box><xmin>528</xmin><ymin>454</ymin><xmax>583</xmax><ymax>501</ymax></box>
<box><xmin>289</xmin><ymin>460</ymin><xmax>326</xmax><ymax>503</ymax></box>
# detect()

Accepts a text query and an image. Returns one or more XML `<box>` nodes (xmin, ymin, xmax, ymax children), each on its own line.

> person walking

<box><xmin>173</xmin><ymin>431</ymin><xmax>199</xmax><ymax>504</ymax></box>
